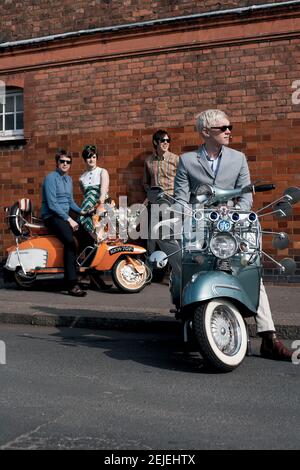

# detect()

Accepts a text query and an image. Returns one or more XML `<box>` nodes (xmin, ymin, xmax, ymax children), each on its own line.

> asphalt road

<box><xmin>1</xmin><ymin>324</ymin><xmax>299</xmax><ymax>450</ymax></box>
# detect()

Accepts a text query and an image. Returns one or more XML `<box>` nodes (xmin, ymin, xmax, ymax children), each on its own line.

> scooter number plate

<box><xmin>109</xmin><ymin>246</ymin><xmax>134</xmax><ymax>255</ymax></box>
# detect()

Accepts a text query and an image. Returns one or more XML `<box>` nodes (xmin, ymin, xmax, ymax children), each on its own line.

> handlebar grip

<box><xmin>254</xmin><ymin>184</ymin><xmax>276</xmax><ymax>192</ymax></box>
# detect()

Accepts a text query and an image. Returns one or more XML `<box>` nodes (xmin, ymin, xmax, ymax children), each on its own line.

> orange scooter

<box><xmin>4</xmin><ymin>198</ymin><xmax>151</xmax><ymax>293</ymax></box>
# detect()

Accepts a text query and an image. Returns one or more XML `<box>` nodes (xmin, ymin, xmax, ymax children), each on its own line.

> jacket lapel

<box><xmin>214</xmin><ymin>146</ymin><xmax>229</xmax><ymax>184</ymax></box>
<box><xmin>196</xmin><ymin>148</ymin><xmax>214</xmax><ymax>179</ymax></box>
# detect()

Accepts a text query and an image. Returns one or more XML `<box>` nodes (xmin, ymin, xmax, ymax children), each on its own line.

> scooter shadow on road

<box><xmin>2</xmin><ymin>277</ymin><xmax>122</xmax><ymax>295</ymax></box>
<box><xmin>21</xmin><ymin>305</ymin><xmax>218</xmax><ymax>374</ymax></box>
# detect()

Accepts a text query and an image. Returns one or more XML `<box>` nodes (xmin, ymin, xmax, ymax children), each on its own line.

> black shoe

<box><xmin>68</xmin><ymin>284</ymin><xmax>87</xmax><ymax>297</ymax></box>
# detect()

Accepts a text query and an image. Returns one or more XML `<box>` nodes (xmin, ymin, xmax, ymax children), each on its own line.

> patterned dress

<box><xmin>79</xmin><ymin>167</ymin><xmax>103</xmax><ymax>236</ymax></box>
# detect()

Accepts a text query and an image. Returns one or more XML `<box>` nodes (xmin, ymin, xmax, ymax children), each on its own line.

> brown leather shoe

<box><xmin>260</xmin><ymin>333</ymin><xmax>292</xmax><ymax>362</ymax></box>
<box><xmin>68</xmin><ymin>284</ymin><xmax>87</xmax><ymax>297</ymax></box>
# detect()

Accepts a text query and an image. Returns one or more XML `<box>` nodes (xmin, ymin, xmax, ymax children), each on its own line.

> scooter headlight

<box><xmin>210</xmin><ymin>233</ymin><xmax>238</xmax><ymax>259</ymax></box>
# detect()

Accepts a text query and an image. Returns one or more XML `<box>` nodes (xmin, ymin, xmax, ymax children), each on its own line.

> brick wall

<box><xmin>0</xmin><ymin>1</ymin><xmax>299</xmax><ymax>277</ymax></box>
<box><xmin>0</xmin><ymin>0</ymin><xmax>278</xmax><ymax>42</ymax></box>
<box><xmin>0</xmin><ymin>36</ymin><xmax>300</xmax><ymax>273</ymax></box>
<box><xmin>1</xmin><ymin>123</ymin><xmax>300</xmax><ymax>275</ymax></box>
<box><xmin>26</xmin><ymin>40</ymin><xmax>300</xmax><ymax>131</ymax></box>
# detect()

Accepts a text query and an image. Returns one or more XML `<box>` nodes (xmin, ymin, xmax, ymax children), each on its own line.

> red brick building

<box><xmin>0</xmin><ymin>0</ymin><xmax>300</xmax><ymax>277</ymax></box>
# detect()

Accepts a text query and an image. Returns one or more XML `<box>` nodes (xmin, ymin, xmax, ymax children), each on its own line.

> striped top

<box><xmin>143</xmin><ymin>151</ymin><xmax>179</xmax><ymax>195</ymax></box>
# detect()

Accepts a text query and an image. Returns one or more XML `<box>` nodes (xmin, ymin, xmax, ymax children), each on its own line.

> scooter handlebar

<box><xmin>242</xmin><ymin>183</ymin><xmax>276</xmax><ymax>194</ymax></box>
<box><xmin>254</xmin><ymin>184</ymin><xmax>276</xmax><ymax>192</ymax></box>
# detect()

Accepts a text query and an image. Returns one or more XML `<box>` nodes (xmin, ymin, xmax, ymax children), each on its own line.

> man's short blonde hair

<box><xmin>195</xmin><ymin>109</ymin><xmax>229</xmax><ymax>133</ymax></box>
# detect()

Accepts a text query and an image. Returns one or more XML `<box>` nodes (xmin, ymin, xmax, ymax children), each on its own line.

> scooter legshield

<box><xmin>182</xmin><ymin>270</ymin><xmax>259</xmax><ymax>316</ymax></box>
<box><xmin>91</xmin><ymin>243</ymin><xmax>146</xmax><ymax>270</ymax></box>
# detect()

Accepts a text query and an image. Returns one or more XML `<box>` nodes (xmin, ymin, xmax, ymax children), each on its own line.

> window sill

<box><xmin>0</xmin><ymin>137</ymin><xmax>27</xmax><ymax>148</ymax></box>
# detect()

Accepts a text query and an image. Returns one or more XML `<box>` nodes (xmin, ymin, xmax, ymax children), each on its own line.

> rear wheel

<box><xmin>193</xmin><ymin>299</ymin><xmax>247</xmax><ymax>372</ymax></box>
<box><xmin>112</xmin><ymin>258</ymin><xmax>148</xmax><ymax>293</ymax></box>
<box><xmin>14</xmin><ymin>267</ymin><xmax>37</xmax><ymax>289</ymax></box>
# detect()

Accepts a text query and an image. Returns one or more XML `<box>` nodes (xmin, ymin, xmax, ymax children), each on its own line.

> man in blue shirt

<box><xmin>42</xmin><ymin>149</ymin><xmax>87</xmax><ymax>297</ymax></box>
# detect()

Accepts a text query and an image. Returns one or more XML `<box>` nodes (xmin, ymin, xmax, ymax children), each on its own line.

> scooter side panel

<box><xmin>5</xmin><ymin>248</ymin><xmax>48</xmax><ymax>271</ymax></box>
<box><xmin>182</xmin><ymin>271</ymin><xmax>258</xmax><ymax>315</ymax></box>
<box><xmin>6</xmin><ymin>236</ymin><xmax>64</xmax><ymax>269</ymax></box>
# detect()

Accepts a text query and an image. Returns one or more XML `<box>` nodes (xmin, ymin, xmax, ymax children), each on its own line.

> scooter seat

<box><xmin>15</xmin><ymin>198</ymin><xmax>50</xmax><ymax>235</ymax></box>
<box><xmin>8</xmin><ymin>199</ymin><xmax>51</xmax><ymax>237</ymax></box>
<box><xmin>25</xmin><ymin>221</ymin><xmax>50</xmax><ymax>236</ymax></box>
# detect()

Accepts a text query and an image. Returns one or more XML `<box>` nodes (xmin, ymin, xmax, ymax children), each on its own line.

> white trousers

<box><xmin>256</xmin><ymin>280</ymin><xmax>275</xmax><ymax>333</ymax></box>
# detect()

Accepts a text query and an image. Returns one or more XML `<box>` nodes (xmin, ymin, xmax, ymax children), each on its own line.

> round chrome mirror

<box><xmin>272</xmin><ymin>232</ymin><xmax>290</xmax><ymax>250</ymax></box>
<box><xmin>284</xmin><ymin>187</ymin><xmax>300</xmax><ymax>204</ymax></box>
<box><xmin>274</xmin><ymin>201</ymin><xmax>293</xmax><ymax>218</ymax></box>
<box><xmin>279</xmin><ymin>258</ymin><xmax>296</xmax><ymax>275</ymax></box>
<box><xmin>148</xmin><ymin>250</ymin><xmax>168</xmax><ymax>269</ymax></box>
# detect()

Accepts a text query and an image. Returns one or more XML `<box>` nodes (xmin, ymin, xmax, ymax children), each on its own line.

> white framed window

<box><xmin>0</xmin><ymin>87</ymin><xmax>24</xmax><ymax>140</ymax></box>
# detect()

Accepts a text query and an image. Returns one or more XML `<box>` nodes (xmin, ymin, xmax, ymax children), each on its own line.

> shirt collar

<box><xmin>153</xmin><ymin>150</ymin><xmax>168</xmax><ymax>161</ymax></box>
<box><xmin>56</xmin><ymin>168</ymin><xmax>68</xmax><ymax>179</ymax></box>
<box><xmin>200</xmin><ymin>144</ymin><xmax>223</xmax><ymax>161</ymax></box>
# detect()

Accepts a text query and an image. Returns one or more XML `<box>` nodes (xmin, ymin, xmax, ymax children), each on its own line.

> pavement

<box><xmin>0</xmin><ymin>273</ymin><xmax>299</xmax><ymax>339</ymax></box>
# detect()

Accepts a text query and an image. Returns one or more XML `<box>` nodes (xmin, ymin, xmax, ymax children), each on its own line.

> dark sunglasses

<box><xmin>59</xmin><ymin>159</ymin><xmax>71</xmax><ymax>164</ymax></box>
<box><xmin>210</xmin><ymin>125</ymin><xmax>233</xmax><ymax>132</ymax></box>
<box><xmin>159</xmin><ymin>138</ymin><xmax>170</xmax><ymax>143</ymax></box>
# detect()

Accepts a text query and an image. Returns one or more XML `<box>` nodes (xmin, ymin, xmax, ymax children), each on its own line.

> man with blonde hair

<box><xmin>176</xmin><ymin>109</ymin><xmax>252</xmax><ymax>210</ymax></box>
<box><xmin>173</xmin><ymin>108</ymin><xmax>292</xmax><ymax>361</ymax></box>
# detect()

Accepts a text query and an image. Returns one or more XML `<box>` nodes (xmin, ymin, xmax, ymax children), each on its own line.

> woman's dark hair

<box><xmin>55</xmin><ymin>149</ymin><xmax>72</xmax><ymax>164</ymax></box>
<box><xmin>152</xmin><ymin>129</ymin><xmax>170</xmax><ymax>148</ymax></box>
<box><xmin>82</xmin><ymin>145</ymin><xmax>98</xmax><ymax>160</ymax></box>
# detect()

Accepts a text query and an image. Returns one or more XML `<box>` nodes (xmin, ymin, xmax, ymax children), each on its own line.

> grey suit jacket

<box><xmin>174</xmin><ymin>146</ymin><xmax>252</xmax><ymax>210</ymax></box>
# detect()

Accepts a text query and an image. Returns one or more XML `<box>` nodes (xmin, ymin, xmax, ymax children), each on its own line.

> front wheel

<box><xmin>193</xmin><ymin>299</ymin><xmax>247</xmax><ymax>372</ymax></box>
<box><xmin>112</xmin><ymin>258</ymin><xmax>149</xmax><ymax>293</ymax></box>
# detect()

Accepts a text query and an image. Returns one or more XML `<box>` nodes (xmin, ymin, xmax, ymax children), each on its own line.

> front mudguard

<box><xmin>182</xmin><ymin>271</ymin><xmax>258</xmax><ymax>317</ymax></box>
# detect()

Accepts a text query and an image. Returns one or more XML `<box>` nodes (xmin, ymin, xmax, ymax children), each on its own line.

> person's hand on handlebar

<box><xmin>80</xmin><ymin>207</ymin><xmax>96</xmax><ymax>216</ymax></box>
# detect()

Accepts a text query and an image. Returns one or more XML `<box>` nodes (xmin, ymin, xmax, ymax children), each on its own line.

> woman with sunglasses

<box><xmin>79</xmin><ymin>145</ymin><xmax>109</xmax><ymax>240</ymax></box>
